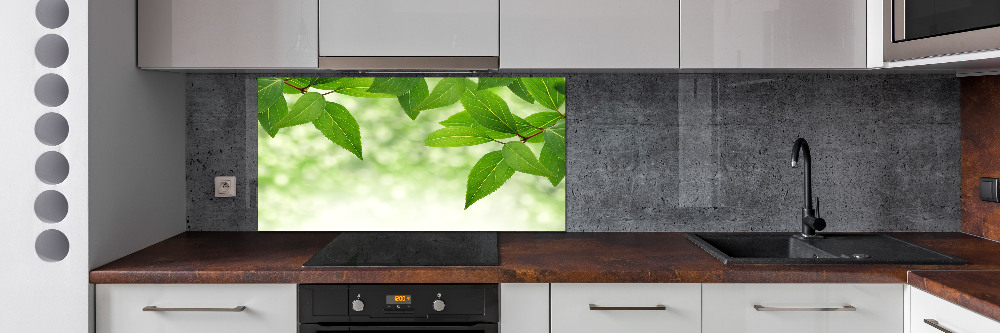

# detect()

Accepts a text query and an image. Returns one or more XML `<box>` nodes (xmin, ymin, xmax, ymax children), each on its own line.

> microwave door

<box><xmin>896</xmin><ymin>0</ymin><xmax>1000</xmax><ymax>42</ymax></box>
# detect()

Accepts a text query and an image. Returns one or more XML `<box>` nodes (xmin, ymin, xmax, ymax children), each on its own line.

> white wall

<box><xmin>0</xmin><ymin>0</ymin><xmax>185</xmax><ymax>332</ymax></box>
<box><xmin>0</xmin><ymin>0</ymin><xmax>90</xmax><ymax>331</ymax></box>
<box><xmin>88</xmin><ymin>0</ymin><xmax>186</xmax><ymax>270</ymax></box>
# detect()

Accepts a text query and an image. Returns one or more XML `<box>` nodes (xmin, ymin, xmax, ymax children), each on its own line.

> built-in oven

<box><xmin>884</xmin><ymin>0</ymin><xmax>1000</xmax><ymax>61</ymax></box>
<box><xmin>299</xmin><ymin>284</ymin><xmax>498</xmax><ymax>333</ymax></box>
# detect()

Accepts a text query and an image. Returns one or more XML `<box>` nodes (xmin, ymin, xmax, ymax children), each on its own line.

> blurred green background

<box><xmin>258</xmin><ymin>78</ymin><xmax>566</xmax><ymax>231</ymax></box>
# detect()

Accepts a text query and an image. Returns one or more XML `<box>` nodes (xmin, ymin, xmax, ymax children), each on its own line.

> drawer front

<box><xmin>551</xmin><ymin>283</ymin><xmax>701</xmax><ymax>333</ymax></box>
<box><xmin>911</xmin><ymin>288</ymin><xmax>1000</xmax><ymax>333</ymax></box>
<box><xmin>702</xmin><ymin>283</ymin><xmax>903</xmax><ymax>333</ymax></box>
<box><xmin>319</xmin><ymin>0</ymin><xmax>499</xmax><ymax>57</ymax></box>
<box><xmin>96</xmin><ymin>284</ymin><xmax>296</xmax><ymax>333</ymax></box>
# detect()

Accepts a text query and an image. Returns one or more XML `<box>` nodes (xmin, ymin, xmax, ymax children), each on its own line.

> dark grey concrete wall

<box><xmin>186</xmin><ymin>73</ymin><xmax>960</xmax><ymax>232</ymax></box>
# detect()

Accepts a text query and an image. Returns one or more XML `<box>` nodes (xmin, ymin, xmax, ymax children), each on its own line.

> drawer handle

<box><xmin>143</xmin><ymin>306</ymin><xmax>247</xmax><ymax>312</ymax></box>
<box><xmin>589</xmin><ymin>304</ymin><xmax>667</xmax><ymax>311</ymax></box>
<box><xmin>924</xmin><ymin>319</ymin><xmax>955</xmax><ymax>333</ymax></box>
<box><xmin>753</xmin><ymin>305</ymin><xmax>856</xmax><ymax>312</ymax></box>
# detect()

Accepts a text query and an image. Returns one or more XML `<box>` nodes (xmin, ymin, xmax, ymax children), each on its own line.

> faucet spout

<box><xmin>791</xmin><ymin>138</ymin><xmax>825</xmax><ymax>237</ymax></box>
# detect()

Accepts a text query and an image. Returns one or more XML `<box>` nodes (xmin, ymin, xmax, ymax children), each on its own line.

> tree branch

<box><xmin>282</xmin><ymin>79</ymin><xmax>307</xmax><ymax>94</ymax></box>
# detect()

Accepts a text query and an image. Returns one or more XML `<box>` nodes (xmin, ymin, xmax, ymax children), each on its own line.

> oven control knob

<box><xmin>351</xmin><ymin>299</ymin><xmax>365</xmax><ymax>312</ymax></box>
<box><xmin>432</xmin><ymin>299</ymin><xmax>446</xmax><ymax>312</ymax></box>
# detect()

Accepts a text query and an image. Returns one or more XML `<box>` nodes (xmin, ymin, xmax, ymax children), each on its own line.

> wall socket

<box><xmin>215</xmin><ymin>176</ymin><xmax>236</xmax><ymax>197</ymax></box>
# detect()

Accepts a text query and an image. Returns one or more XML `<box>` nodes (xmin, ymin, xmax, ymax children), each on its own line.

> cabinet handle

<box><xmin>753</xmin><ymin>305</ymin><xmax>856</xmax><ymax>312</ymax></box>
<box><xmin>924</xmin><ymin>319</ymin><xmax>955</xmax><ymax>333</ymax></box>
<box><xmin>589</xmin><ymin>304</ymin><xmax>667</xmax><ymax>311</ymax></box>
<box><xmin>143</xmin><ymin>306</ymin><xmax>247</xmax><ymax>312</ymax></box>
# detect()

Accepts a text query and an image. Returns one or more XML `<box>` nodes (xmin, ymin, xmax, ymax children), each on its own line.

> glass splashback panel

<box><xmin>256</xmin><ymin>77</ymin><xmax>566</xmax><ymax>231</ymax></box>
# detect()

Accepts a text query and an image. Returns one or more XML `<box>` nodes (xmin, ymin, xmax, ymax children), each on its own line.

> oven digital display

<box><xmin>386</xmin><ymin>295</ymin><xmax>412</xmax><ymax>304</ymax></box>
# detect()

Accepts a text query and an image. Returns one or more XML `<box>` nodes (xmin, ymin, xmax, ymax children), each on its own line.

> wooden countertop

<box><xmin>90</xmin><ymin>231</ymin><xmax>1000</xmax><ymax>284</ymax></box>
<box><xmin>90</xmin><ymin>232</ymin><xmax>1000</xmax><ymax>322</ymax></box>
<box><xmin>908</xmin><ymin>270</ymin><xmax>1000</xmax><ymax>323</ymax></box>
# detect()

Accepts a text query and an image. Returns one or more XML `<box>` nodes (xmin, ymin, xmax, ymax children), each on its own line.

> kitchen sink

<box><xmin>686</xmin><ymin>233</ymin><xmax>966</xmax><ymax>265</ymax></box>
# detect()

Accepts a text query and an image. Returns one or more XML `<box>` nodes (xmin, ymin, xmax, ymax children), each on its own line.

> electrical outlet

<box><xmin>215</xmin><ymin>176</ymin><xmax>236</xmax><ymax>197</ymax></box>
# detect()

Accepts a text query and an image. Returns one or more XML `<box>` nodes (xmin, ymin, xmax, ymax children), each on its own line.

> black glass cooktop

<box><xmin>303</xmin><ymin>232</ymin><xmax>499</xmax><ymax>267</ymax></box>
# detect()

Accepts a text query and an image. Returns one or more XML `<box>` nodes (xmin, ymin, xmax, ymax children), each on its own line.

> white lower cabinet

<box><xmin>500</xmin><ymin>283</ymin><xmax>549</xmax><ymax>333</ymax></box>
<box><xmin>702</xmin><ymin>283</ymin><xmax>903</xmax><ymax>333</ymax></box>
<box><xmin>551</xmin><ymin>283</ymin><xmax>702</xmax><ymax>333</ymax></box>
<box><xmin>910</xmin><ymin>287</ymin><xmax>1000</xmax><ymax>333</ymax></box>
<box><xmin>95</xmin><ymin>284</ymin><xmax>297</xmax><ymax>333</ymax></box>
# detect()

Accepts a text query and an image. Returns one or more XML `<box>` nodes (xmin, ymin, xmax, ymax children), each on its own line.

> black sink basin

<box><xmin>686</xmin><ymin>233</ymin><xmax>966</xmax><ymax>265</ymax></box>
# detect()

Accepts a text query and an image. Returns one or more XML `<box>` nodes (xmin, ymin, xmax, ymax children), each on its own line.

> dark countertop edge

<box><xmin>908</xmin><ymin>270</ymin><xmax>1000</xmax><ymax>324</ymax></box>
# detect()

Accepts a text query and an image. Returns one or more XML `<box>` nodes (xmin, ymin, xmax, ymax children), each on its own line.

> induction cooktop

<box><xmin>303</xmin><ymin>232</ymin><xmax>499</xmax><ymax>267</ymax></box>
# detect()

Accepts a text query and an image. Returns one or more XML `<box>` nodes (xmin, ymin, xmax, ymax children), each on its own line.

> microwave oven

<box><xmin>884</xmin><ymin>0</ymin><xmax>1000</xmax><ymax>62</ymax></box>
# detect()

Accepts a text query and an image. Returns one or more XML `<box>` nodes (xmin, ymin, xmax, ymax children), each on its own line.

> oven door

<box><xmin>300</xmin><ymin>323</ymin><xmax>498</xmax><ymax>333</ymax></box>
<box><xmin>885</xmin><ymin>0</ymin><xmax>1000</xmax><ymax>61</ymax></box>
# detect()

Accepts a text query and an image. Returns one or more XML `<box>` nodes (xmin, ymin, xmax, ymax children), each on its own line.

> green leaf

<box><xmin>519</xmin><ymin>112</ymin><xmax>564</xmax><ymax>143</ymax></box>
<box><xmin>282</xmin><ymin>81</ymin><xmax>303</xmax><ymax>94</ymax></box>
<box><xmin>258</xmin><ymin>95</ymin><xmax>288</xmax><ymax>138</ymax></box>
<box><xmin>397</xmin><ymin>79</ymin><xmax>429</xmax><ymax>120</ymax></box>
<box><xmin>514</xmin><ymin>116</ymin><xmax>544</xmax><ymax>143</ymax></box>
<box><xmin>312</xmin><ymin>102</ymin><xmax>363</xmax><ymax>160</ymax></box>
<box><xmin>367</xmin><ymin>77</ymin><xmax>422</xmax><ymax>96</ymax></box>
<box><xmin>522</xmin><ymin>77</ymin><xmax>565</xmax><ymax>111</ymax></box>
<box><xmin>311</xmin><ymin>78</ymin><xmax>344</xmax><ymax>90</ymax></box>
<box><xmin>257</xmin><ymin>78</ymin><xmax>285</xmax><ymax>112</ymax></box>
<box><xmin>507</xmin><ymin>78</ymin><xmax>535</xmax><ymax>104</ymax></box>
<box><xmin>502</xmin><ymin>141</ymin><xmax>554</xmax><ymax>177</ymax></box>
<box><xmin>332</xmin><ymin>78</ymin><xmax>397</xmax><ymax>98</ymax></box>
<box><xmin>284</xmin><ymin>77</ymin><xmax>315</xmax><ymax>87</ymax></box>
<box><xmin>525</xmin><ymin>112</ymin><xmax>563</xmax><ymax>128</ymax></box>
<box><xmin>461</xmin><ymin>89</ymin><xmax>519</xmax><ymax>135</ymax></box>
<box><xmin>416</xmin><ymin>78</ymin><xmax>475</xmax><ymax>111</ymax></box>
<box><xmin>543</xmin><ymin>121</ymin><xmax>566</xmax><ymax>154</ymax></box>
<box><xmin>276</xmin><ymin>92</ymin><xmax>326</xmax><ymax>128</ymax></box>
<box><xmin>554</xmin><ymin>80</ymin><xmax>566</xmax><ymax>94</ymax></box>
<box><xmin>439</xmin><ymin>111</ymin><xmax>516</xmax><ymax>139</ymax></box>
<box><xmin>540</xmin><ymin>120</ymin><xmax>566</xmax><ymax>185</ymax></box>
<box><xmin>424</xmin><ymin>127</ymin><xmax>493</xmax><ymax>147</ymax></box>
<box><xmin>439</xmin><ymin>111</ymin><xmax>476</xmax><ymax>127</ymax></box>
<box><xmin>477</xmin><ymin>77</ymin><xmax>515</xmax><ymax>91</ymax></box>
<box><xmin>539</xmin><ymin>123</ymin><xmax>566</xmax><ymax>186</ymax></box>
<box><xmin>465</xmin><ymin>151</ymin><xmax>515</xmax><ymax>209</ymax></box>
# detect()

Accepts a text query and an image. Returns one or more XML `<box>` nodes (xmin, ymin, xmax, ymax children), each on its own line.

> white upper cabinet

<box><xmin>319</xmin><ymin>0</ymin><xmax>499</xmax><ymax>57</ymax></box>
<box><xmin>500</xmin><ymin>0</ymin><xmax>681</xmax><ymax>69</ymax></box>
<box><xmin>137</xmin><ymin>0</ymin><xmax>318</xmax><ymax>69</ymax></box>
<box><xmin>681</xmin><ymin>0</ymin><xmax>875</xmax><ymax>68</ymax></box>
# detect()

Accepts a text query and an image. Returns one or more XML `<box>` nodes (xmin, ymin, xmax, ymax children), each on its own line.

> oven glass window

<box><xmin>904</xmin><ymin>0</ymin><xmax>1000</xmax><ymax>40</ymax></box>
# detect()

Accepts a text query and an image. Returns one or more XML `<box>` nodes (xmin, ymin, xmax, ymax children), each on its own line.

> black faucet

<box><xmin>791</xmin><ymin>138</ymin><xmax>826</xmax><ymax>238</ymax></box>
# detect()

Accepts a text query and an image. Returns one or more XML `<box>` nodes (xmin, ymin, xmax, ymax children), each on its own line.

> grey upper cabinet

<box><xmin>138</xmin><ymin>0</ymin><xmax>318</xmax><ymax>69</ymax></box>
<box><xmin>500</xmin><ymin>0</ymin><xmax>680</xmax><ymax>69</ymax></box>
<box><xmin>681</xmin><ymin>0</ymin><xmax>877</xmax><ymax>69</ymax></box>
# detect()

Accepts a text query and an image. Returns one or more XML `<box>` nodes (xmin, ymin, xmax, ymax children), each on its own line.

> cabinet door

<box><xmin>681</xmin><ymin>0</ymin><xmax>868</xmax><ymax>68</ymax></box>
<box><xmin>911</xmin><ymin>287</ymin><xmax>1000</xmax><ymax>333</ymax></box>
<box><xmin>501</xmin><ymin>0</ymin><xmax>680</xmax><ymax>69</ymax></box>
<box><xmin>500</xmin><ymin>284</ymin><xmax>549</xmax><ymax>333</ymax></box>
<box><xmin>96</xmin><ymin>284</ymin><xmax>297</xmax><ymax>333</ymax></box>
<box><xmin>319</xmin><ymin>0</ymin><xmax>499</xmax><ymax>57</ymax></box>
<box><xmin>702</xmin><ymin>284</ymin><xmax>903</xmax><ymax>333</ymax></box>
<box><xmin>551</xmin><ymin>283</ymin><xmax>700</xmax><ymax>333</ymax></box>
<box><xmin>138</xmin><ymin>0</ymin><xmax>318</xmax><ymax>69</ymax></box>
